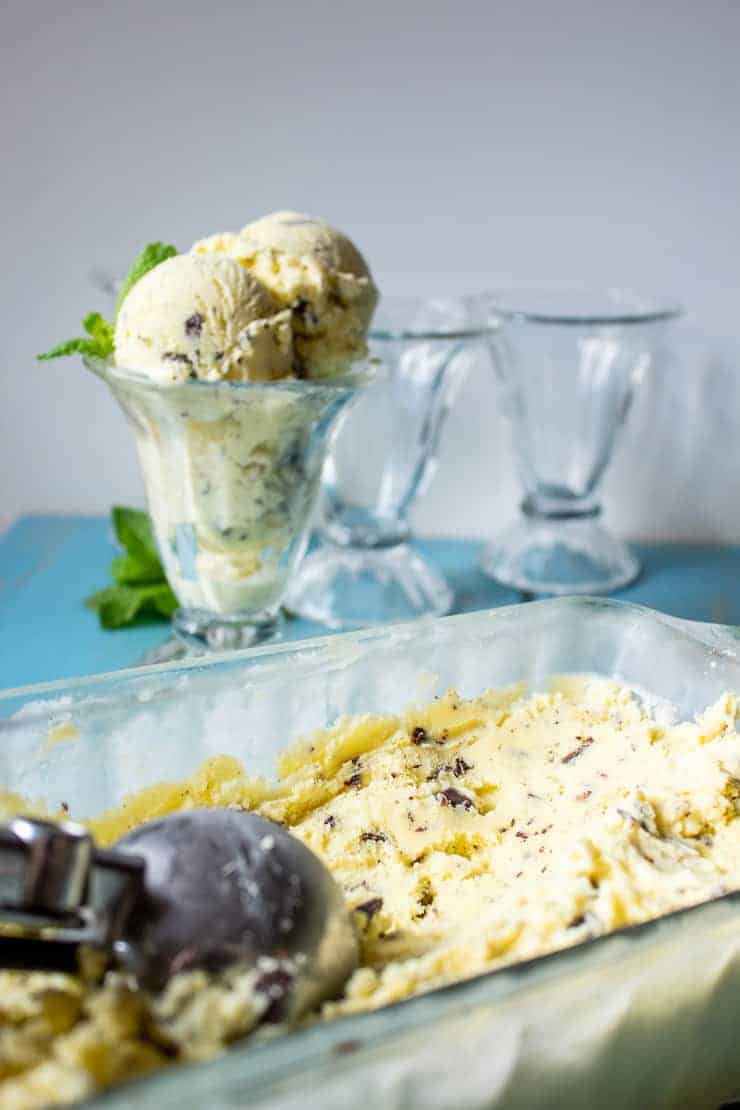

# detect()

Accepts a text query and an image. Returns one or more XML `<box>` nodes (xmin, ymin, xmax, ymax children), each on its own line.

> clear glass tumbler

<box><xmin>85</xmin><ymin>357</ymin><xmax>369</xmax><ymax>650</ymax></box>
<box><xmin>476</xmin><ymin>288</ymin><xmax>681</xmax><ymax>595</ymax></box>
<box><xmin>287</xmin><ymin>297</ymin><xmax>486</xmax><ymax>628</ymax></box>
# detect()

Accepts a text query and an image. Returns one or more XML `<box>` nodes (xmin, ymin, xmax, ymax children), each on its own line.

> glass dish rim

<box><xmin>476</xmin><ymin>285</ymin><xmax>683</xmax><ymax>327</ymax></box>
<box><xmin>1</xmin><ymin>595</ymin><xmax>736</xmax><ymax>704</ymax></box>
<box><xmin>369</xmin><ymin>293</ymin><xmax>497</xmax><ymax>343</ymax></box>
<box><xmin>82</xmin><ymin>355</ymin><xmax>376</xmax><ymax>395</ymax></box>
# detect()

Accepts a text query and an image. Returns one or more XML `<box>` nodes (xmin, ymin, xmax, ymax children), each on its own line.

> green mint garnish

<box><xmin>37</xmin><ymin>241</ymin><xmax>177</xmax><ymax>361</ymax></box>
<box><xmin>115</xmin><ymin>241</ymin><xmax>178</xmax><ymax>317</ymax></box>
<box><xmin>85</xmin><ymin>506</ymin><xmax>177</xmax><ymax>628</ymax></box>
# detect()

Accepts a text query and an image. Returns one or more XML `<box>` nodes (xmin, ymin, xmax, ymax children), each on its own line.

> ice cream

<box><xmin>102</xmin><ymin>214</ymin><xmax>376</xmax><ymax>623</ymax></box>
<box><xmin>193</xmin><ymin>211</ymin><xmax>378</xmax><ymax>378</ymax></box>
<box><xmin>114</xmin><ymin>253</ymin><xmax>293</xmax><ymax>384</ymax></box>
<box><xmin>3</xmin><ymin>677</ymin><xmax>740</xmax><ymax>1106</ymax></box>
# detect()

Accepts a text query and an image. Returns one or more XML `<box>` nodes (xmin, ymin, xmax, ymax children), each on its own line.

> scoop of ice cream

<box><xmin>193</xmin><ymin>211</ymin><xmax>378</xmax><ymax>378</ymax></box>
<box><xmin>114</xmin><ymin>253</ymin><xmax>293</xmax><ymax>384</ymax></box>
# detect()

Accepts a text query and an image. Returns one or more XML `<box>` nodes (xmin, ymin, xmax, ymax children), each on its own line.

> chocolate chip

<box><xmin>411</xmin><ymin>727</ymin><xmax>429</xmax><ymax>745</ymax></box>
<box><xmin>568</xmin><ymin>914</ymin><xmax>586</xmax><ymax>929</ymax></box>
<box><xmin>355</xmin><ymin>897</ymin><xmax>383</xmax><ymax>919</ymax></box>
<box><xmin>344</xmin><ymin>772</ymin><xmax>363</xmax><ymax>789</ymax></box>
<box><xmin>561</xmin><ymin>737</ymin><xmax>594</xmax><ymax>764</ymax></box>
<box><xmin>360</xmin><ymin>831</ymin><xmax>387</xmax><ymax>843</ymax></box>
<box><xmin>162</xmin><ymin>351</ymin><xmax>193</xmax><ymax>365</ymax></box>
<box><xmin>185</xmin><ymin>312</ymin><xmax>204</xmax><ymax>337</ymax></box>
<box><xmin>254</xmin><ymin>968</ymin><xmax>294</xmax><ymax>1023</ymax></box>
<box><xmin>324</xmin><ymin>815</ymin><xmax>337</xmax><ymax>828</ymax></box>
<box><xmin>452</xmin><ymin>757</ymin><xmax>472</xmax><ymax>777</ymax></box>
<box><xmin>437</xmin><ymin>787</ymin><xmax>475</xmax><ymax>811</ymax></box>
<box><xmin>515</xmin><ymin>831</ymin><xmax>529</xmax><ymax>840</ymax></box>
<box><xmin>292</xmin><ymin>297</ymin><xmax>319</xmax><ymax>329</ymax></box>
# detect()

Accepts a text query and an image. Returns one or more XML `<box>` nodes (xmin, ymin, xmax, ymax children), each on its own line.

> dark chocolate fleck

<box><xmin>360</xmin><ymin>831</ymin><xmax>387</xmax><ymax>844</ymax></box>
<box><xmin>292</xmin><ymin>297</ymin><xmax>319</xmax><ymax>329</ymax></box>
<box><xmin>162</xmin><ymin>351</ymin><xmax>193</xmax><ymax>366</ymax></box>
<box><xmin>561</xmin><ymin>737</ymin><xmax>594</xmax><ymax>764</ymax></box>
<box><xmin>355</xmin><ymin>897</ymin><xmax>383</xmax><ymax>919</ymax></box>
<box><xmin>452</xmin><ymin>757</ymin><xmax>472</xmax><ymax>777</ymax></box>
<box><xmin>185</xmin><ymin>312</ymin><xmax>204</xmax><ymax>337</ymax></box>
<box><xmin>515</xmin><ymin>831</ymin><xmax>529</xmax><ymax>840</ymax></box>
<box><xmin>437</xmin><ymin>787</ymin><xmax>475</xmax><ymax>811</ymax></box>
<box><xmin>568</xmin><ymin>914</ymin><xmax>586</xmax><ymax>928</ymax></box>
<box><xmin>324</xmin><ymin>815</ymin><xmax>337</xmax><ymax>828</ymax></box>
<box><xmin>254</xmin><ymin>968</ymin><xmax>294</xmax><ymax>1023</ymax></box>
<box><xmin>344</xmin><ymin>772</ymin><xmax>363</xmax><ymax>789</ymax></box>
<box><xmin>411</xmin><ymin>727</ymin><xmax>430</xmax><ymax>745</ymax></box>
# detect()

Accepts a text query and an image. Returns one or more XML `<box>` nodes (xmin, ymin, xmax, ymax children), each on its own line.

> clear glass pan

<box><xmin>2</xmin><ymin>597</ymin><xmax>740</xmax><ymax>1109</ymax></box>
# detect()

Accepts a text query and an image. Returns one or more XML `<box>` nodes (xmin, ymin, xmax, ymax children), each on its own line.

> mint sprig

<box><xmin>86</xmin><ymin>507</ymin><xmax>177</xmax><ymax>628</ymax></box>
<box><xmin>115</xmin><ymin>242</ymin><xmax>177</xmax><ymax>317</ymax></box>
<box><xmin>38</xmin><ymin>312</ymin><xmax>114</xmax><ymax>361</ymax></box>
<box><xmin>37</xmin><ymin>241</ymin><xmax>177</xmax><ymax>361</ymax></box>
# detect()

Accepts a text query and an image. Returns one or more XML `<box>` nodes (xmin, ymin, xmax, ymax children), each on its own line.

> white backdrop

<box><xmin>2</xmin><ymin>0</ymin><xmax>739</xmax><ymax>540</ymax></box>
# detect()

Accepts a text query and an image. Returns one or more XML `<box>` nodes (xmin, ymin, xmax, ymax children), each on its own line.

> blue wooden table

<box><xmin>2</xmin><ymin>515</ymin><xmax>740</xmax><ymax>690</ymax></box>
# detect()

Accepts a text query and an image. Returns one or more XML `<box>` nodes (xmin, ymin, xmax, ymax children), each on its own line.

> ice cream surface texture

<box><xmin>193</xmin><ymin>211</ymin><xmax>378</xmax><ymax>378</ymax></box>
<box><xmin>114</xmin><ymin>253</ymin><xmax>293</xmax><ymax>384</ymax></box>
<box><xmin>3</xmin><ymin>677</ymin><xmax>740</xmax><ymax>1107</ymax></box>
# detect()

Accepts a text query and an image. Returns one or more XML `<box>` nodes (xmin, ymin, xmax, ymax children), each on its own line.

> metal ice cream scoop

<box><xmin>0</xmin><ymin>810</ymin><xmax>357</xmax><ymax>1021</ymax></box>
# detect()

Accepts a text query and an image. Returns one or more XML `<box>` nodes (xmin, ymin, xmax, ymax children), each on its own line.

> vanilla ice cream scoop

<box><xmin>114</xmin><ymin>253</ymin><xmax>293</xmax><ymax>384</ymax></box>
<box><xmin>194</xmin><ymin>211</ymin><xmax>378</xmax><ymax>378</ymax></box>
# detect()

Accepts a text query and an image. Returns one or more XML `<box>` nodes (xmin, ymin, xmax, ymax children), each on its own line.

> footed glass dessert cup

<box><xmin>477</xmin><ymin>289</ymin><xmax>681</xmax><ymax>595</ymax></box>
<box><xmin>287</xmin><ymin>297</ymin><xmax>486</xmax><ymax>629</ymax></box>
<box><xmin>85</xmin><ymin>357</ymin><xmax>370</xmax><ymax>651</ymax></box>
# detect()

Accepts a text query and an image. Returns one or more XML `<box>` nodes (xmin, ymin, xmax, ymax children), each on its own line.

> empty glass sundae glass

<box><xmin>287</xmin><ymin>297</ymin><xmax>487</xmax><ymax>628</ymax></box>
<box><xmin>476</xmin><ymin>289</ymin><xmax>681</xmax><ymax>595</ymax></box>
<box><xmin>86</xmin><ymin>357</ymin><xmax>370</xmax><ymax>651</ymax></box>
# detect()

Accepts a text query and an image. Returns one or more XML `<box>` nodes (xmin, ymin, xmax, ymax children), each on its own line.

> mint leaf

<box><xmin>149</xmin><ymin>583</ymin><xmax>179</xmax><ymax>618</ymax></box>
<box><xmin>85</xmin><ymin>583</ymin><xmax>177</xmax><ymax>629</ymax></box>
<box><xmin>112</xmin><ymin>505</ymin><xmax>161</xmax><ymax>559</ymax></box>
<box><xmin>38</xmin><ymin>240</ymin><xmax>177</xmax><ymax>361</ymax></box>
<box><xmin>115</xmin><ymin>242</ymin><xmax>177</xmax><ymax>317</ymax></box>
<box><xmin>83</xmin><ymin>312</ymin><xmax>114</xmax><ymax>356</ymax></box>
<box><xmin>111</xmin><ymin>552</ymin><xmax>163</xmax><ymax>585</ymax></box>
<box><xmin>85</xmin><ymin>506</ymin><xmax>177</xmax><ymax>628</ymax></box>
<box><xmin>85</xmin><ymin>586</ymin><xmax>142</xmax><ymax>628</ymax></box>
<box><xmin>38</xmin><ymin>337</ymin><xmax>102</xmax><ymax>361</ymax></box>
<box><xmin>37</xmin><ymin>313</ymin><xmax>113</xmax><ymax>362</ymax></box>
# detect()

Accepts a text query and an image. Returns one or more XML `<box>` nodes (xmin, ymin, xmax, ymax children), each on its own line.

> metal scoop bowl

<box><xmin>0</xmin><ymin>809</ymin><xmax>357</xmax><ymax>1024</ymax></box>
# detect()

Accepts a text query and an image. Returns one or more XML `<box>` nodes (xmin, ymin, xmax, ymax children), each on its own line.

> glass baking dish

<box><xmin>2</xmin><ymin>597</ymin><xmax>740</xmax><ymax>1110</ymax></box>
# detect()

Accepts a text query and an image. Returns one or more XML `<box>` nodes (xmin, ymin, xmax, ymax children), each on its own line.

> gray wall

<box><xmin>2</xmin><ymin>0</ymin><xmax>739</xmax><ymax>539</ymax></box>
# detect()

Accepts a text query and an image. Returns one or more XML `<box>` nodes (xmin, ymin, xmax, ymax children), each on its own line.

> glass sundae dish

<box><xmin>41</xmin><ymin>212</ymin><xmax>378</xmax><ymax>649</ymax></box>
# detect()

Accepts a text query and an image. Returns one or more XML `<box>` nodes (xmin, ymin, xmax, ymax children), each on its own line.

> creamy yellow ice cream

<box><xmin>6</xmin><ymin>677</ymin><xmax>740</xmax><ymax>1106</ymax></box>
<box><xmin>119</xmin><ymin>382</ymin><xmax>335</xmax><ymax>615</ymax></box>
<box><xmin>193</xmin><ymin>211</ymin><xmax>378</xmax><ymax>378</ymax></box>
<box><xmin>114</xmin><ymin>253</ymin><xmax>293</xmax><ymax>384</ymax></box>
